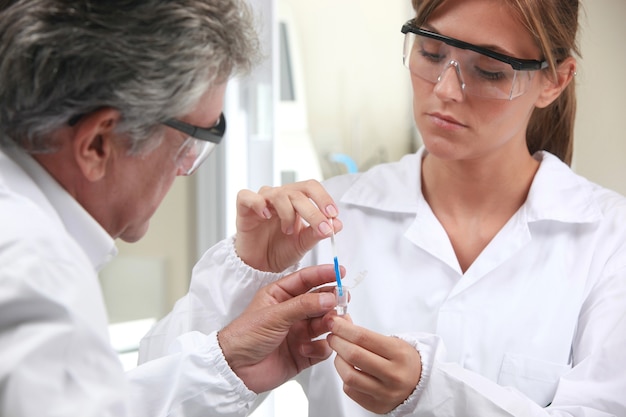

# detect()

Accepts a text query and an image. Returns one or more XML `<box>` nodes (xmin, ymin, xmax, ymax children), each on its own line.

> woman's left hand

<box><xmin>327</xmin><ymin>315</ymin><xmax>422</xmax><ymax>414</ymax></box>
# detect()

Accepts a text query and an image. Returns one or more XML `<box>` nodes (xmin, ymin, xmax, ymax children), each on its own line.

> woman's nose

<box><xmin>433</xmin><ymin>60</ymin><xmax>465</xmax><ymax>101</ymax></box>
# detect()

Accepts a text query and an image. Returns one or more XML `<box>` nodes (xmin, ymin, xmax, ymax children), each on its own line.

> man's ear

<box><xmin>71</xmin><ymin>108</ymin><xmax>122</xmax><ymax>181</ymax></box>
<box><xmin>535</xmin><ymin>56</ymin><xmax>577</xmax><ymax>109</ymax></box>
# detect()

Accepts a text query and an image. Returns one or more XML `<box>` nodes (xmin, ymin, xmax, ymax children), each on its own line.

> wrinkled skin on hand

<box><xmin>217</xmin><ymin>264</ymin><xmax>343</xmax><ymax>393</ymax></box>
<box><xmin>327</xmin><ymin>315</ymin><xmax>422</xmax><ymax>414</ymax></box>
<box><xmin>234</xmin><ymin>180</ymin><xmax>342</xmax><ymax>272</ymax></box>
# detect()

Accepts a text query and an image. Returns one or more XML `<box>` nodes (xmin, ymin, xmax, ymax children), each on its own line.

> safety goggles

<box><xmin>401</xmin><ymin>21</ymin><xmax>548</xmax><ymax>100</ymax></box>
<box><xmin>163</xmin><ymin>112</ymin><xmax>226</xmax><ymax>176</ymax></box>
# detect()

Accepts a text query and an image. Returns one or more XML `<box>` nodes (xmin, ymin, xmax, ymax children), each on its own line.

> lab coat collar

<box><xmin>525</xmin><ymin>151</ymin><xmax>603</xmax><ymax>223</ymax></box>
<box><xmin>340</xmin><ymin>146</ymin><xmax>603</xmax><ymax>225</ymax></box>
<box><xmin>1</xmin><ymin>146</ymin><xmax>117</xmax><ymax>271</ymax></box>
<box><xmin>340</xmin><ymin>149</ymin><xmax>422</xmax><ymax>214</ymax></box>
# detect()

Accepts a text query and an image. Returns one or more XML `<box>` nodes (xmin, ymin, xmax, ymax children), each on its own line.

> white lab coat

<box><xmin>140</xmin><ymin>147</ymin><xmax>626</xmax><ymax>416</ymax></box>
<box><xmin>0</xmin><ymin>146</ymin><xmax>256</xmax><ymax>417</ymax></box>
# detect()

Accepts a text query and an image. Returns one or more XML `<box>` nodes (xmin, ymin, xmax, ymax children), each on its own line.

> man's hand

<box><xmin>217</xmin><ymin>264</ymin><xmax>342</xmax><ymax>393</ymax></box>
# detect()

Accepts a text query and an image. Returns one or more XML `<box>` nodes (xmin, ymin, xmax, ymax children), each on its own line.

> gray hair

<box><xmin>0</xmin><ymin>0</ymin><xmax>260</xmax><ymax>153</ymax></box>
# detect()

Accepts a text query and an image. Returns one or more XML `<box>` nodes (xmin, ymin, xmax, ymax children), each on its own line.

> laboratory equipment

<box><xmin>329</xmin><ymin>217</ymin><xmax>346</xmax><ymax>315</ymax></box>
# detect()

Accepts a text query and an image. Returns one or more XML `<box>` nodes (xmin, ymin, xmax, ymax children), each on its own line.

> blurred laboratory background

<box><xmin>100</xmin><ymin>0</ymin><xmax>626</xmax><ymax>415</ymax></box>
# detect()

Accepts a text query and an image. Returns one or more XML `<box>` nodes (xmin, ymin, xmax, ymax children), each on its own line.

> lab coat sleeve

<box><xmin>389</xmin><ymin>333</ymin><xmax>549</xmax><ymax>417</ymax></box>
<box><xmin>139</xmin><ymin>236</ymin><xmax>298</xmax><ymax>361</ymax></box>
<box><xmin>136</xmin><ymin>235</ymin><xmax>306</xmax><ymax>415</ymax></box>
<box><xmin>128</xmin><ymin>331</ymin><xmax>257</xmax><ymax>417</ymax></box>
<box><xmin>390</xmin><ymin>264</ymin><xmax>626</xmax><ymax>417</ymax></box>
<box><xmin>0</xmin><ymin>238</ymin><xmax>261</xmax><ymax>417</ymax></box>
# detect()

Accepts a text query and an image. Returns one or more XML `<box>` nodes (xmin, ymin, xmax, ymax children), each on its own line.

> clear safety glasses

<box><xmin>401</xmin><ymin>21</ymin><xmax>548</xmax><ymax>100</ymax></box>
<box><xmin>163</xmin><ymin>112</ymin><xmax>226</xmax><ymax>176</ymax></box>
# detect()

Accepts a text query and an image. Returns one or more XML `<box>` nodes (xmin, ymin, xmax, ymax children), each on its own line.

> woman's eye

<box><xmin>474</xmin><ymin>66</ymin><xmax>507</xmax><ymax>81</ymax></box>
<box><xmin>419</xmin><ymin>48</ymin><xmax>444</xmax><ymax>62</ymax></box>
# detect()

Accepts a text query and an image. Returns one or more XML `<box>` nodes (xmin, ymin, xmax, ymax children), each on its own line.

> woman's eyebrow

<box><xmin>422</xmin><ymin>23</ymin><xmax>518</xmax><ymax>57</ymax></box>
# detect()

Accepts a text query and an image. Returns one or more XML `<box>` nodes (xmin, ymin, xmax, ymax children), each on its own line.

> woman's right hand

<box><xmin>234</xmin><ymin>180</ymin><xmax>342</xmax><ymax>272</ymax></box>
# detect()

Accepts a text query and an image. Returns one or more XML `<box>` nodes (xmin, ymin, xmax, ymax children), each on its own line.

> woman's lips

<box><xmin>428</xmin><ymin>112</ymin><xmax>467</xmax><ymax>130</ymax></box>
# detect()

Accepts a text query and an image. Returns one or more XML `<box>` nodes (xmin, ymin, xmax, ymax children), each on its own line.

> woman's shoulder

<box><xmin>537</xmin><ymin>151</ymin><xmax>626</xmax><ymax>220</ymax></box>
<box><xmin>322</xmin><ymin>152</ymin><xmax>421</xmax><ymax>204</ymax></box>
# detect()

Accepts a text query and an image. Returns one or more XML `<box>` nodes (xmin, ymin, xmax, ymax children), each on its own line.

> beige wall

<box><xmin>100</xmin><ymin>178</ymin><xmax>195</xmax><ymax>320</ymax></box>
<box><xmin>284</xmin><ymin>1</ymin><xmax>415</xmax><ymax>174</ymax></box>
<box><xmin>116</xmin><ymin>176</ymin><xmax>196</xmax><ymax>300</ymax></box>
<box><xmin>574</xmin><ymin>0</ymin><xmax>626</xmax><ymax>195</ymax></box>
<box><xmin>104</xmin><ymin>1</ymin><xmax>626</xmax><ymax>321</ymax></box>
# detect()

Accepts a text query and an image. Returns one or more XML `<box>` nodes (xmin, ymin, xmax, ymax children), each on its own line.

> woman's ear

<box><xmin>535</xmin><ymin>56</ymin><xmax>577</xmax><ymax>109</ymax></box>
<box><xmin>71</xmin><ymin>108</ymin><xmax>122</xmax><ymax>181</ymax></box>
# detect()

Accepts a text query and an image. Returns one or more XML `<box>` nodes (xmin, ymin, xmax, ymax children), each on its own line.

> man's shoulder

<box><xmin>0</xmin><ymin>186</ymin><xmax>75</xmax><ymax>264</ymax></box>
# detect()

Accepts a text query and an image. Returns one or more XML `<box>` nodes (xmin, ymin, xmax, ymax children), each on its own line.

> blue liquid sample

<box><xmin>333</xmin><ymin>256</ymin><xmax>343</xmax><ymax>296</ymax></box>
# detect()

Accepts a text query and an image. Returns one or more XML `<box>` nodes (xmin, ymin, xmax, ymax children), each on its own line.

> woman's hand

<box><xmin>234</xmin><ymin>180</ymin><xmax>342</xmax><ymax>272</ymax></box>
<box><xmin>327</xmin><ymin>315</ymin><xmax>422</xmax><ymax>414</ymax></box>
<box><xmin>217</xmin><ymin>264</ymin><xmax>342</xmax><ymax>393</ymax></box>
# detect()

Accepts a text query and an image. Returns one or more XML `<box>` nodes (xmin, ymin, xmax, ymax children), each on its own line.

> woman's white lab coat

<box><xmin>141</xmin><ymin>147</ymin><xmax>626</xmax><ymax>416</ymax></box>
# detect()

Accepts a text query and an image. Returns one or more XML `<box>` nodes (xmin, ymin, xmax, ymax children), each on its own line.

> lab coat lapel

<box><xmin>450</xmin><ymin>208</ymin><xmax>532</xmax><ymax>297</ymax></box>
<box><xmin>405</xmin><ymin>197</ymin><xmax>463</xmax><ymax>274</ymax></box>
<box><xmin>342</xmin><ymin>148</ymin><xmax>464</xmax><ymax>273</ymax></box>
<box><xmin>445</xmin><ymin>151</ymin><xmax>601</xmax><ymax>297</ymax></box>
<box><xmin>340</xmin><ymin>148</ymin><xmax>601</xmax><ymax>298</ymax></box>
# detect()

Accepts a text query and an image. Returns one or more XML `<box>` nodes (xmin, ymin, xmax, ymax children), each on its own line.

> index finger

<box><xmin>328</xmin><ymin>316</ymin><xmax>400</xmax><ymax>360</ymax></box>
<box><xmin>269</xmin><ymin>264</ymin><xmax>345</xmax><ymax>302</ymax></box>
<box><xmin>260</xmin><ymin>180</ymin><xmax>340</xmax><ymax>237</ymax></box>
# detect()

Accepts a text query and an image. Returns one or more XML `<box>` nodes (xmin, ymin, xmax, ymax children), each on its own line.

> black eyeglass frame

<box><xmin>401</xmin><ymin>21</ymin><xmax>548</xmax><ymax>72</ymax></box>
<box><xmin>162</xmin><ymin>112</ymin><xmax>226</xmax><ymax>144</ymax></box>
<box><xmin>68</xmin><ymin>112</ymin><xmax>227</xmax><ymax>145</ymax></box>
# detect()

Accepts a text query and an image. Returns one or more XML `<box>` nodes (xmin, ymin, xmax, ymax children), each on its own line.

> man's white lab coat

<box><xmin>0</xmin><ymin>146</ymin><xmax>256</xmax><ymax>417</ymax></box>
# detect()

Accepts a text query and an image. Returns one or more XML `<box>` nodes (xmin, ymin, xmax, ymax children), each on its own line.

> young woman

<box><xmin>141</xmin><ymin>0</ymin><xmax>626</xmax><ymax>415</ymax></box>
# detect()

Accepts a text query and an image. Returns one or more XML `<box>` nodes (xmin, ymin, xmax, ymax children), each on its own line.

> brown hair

<box><xmin>411</xmin><ymin>0</ymin><xmax>580</xmax><ymax>165</ymax></box>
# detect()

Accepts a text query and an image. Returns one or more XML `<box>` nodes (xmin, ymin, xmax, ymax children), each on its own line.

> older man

<box><xmin>0</xmin><ymin>1</ymin><xmax>339</xmax><ymax>416</ymax></box>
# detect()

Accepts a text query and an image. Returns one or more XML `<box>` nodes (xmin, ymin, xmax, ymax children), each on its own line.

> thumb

<box><xmin>270</xmin><ymin>291</ymin><xmax>337</xmax><ymax>328</ymax></box>
<box><xmin>220</xmin><ymin>291</ymin><xmax>336</xmax><ymax>371</ymax></box>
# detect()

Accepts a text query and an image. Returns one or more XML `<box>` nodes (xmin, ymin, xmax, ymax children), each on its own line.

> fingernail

<box><xmin>320</xmin><ymin>292</ymin><xmax>336</xmax><ymax>309</ymax></box>
<box><xmin>285</xmin><ymin>225</ymin><xmax>294</xmax><ymax>235</ymax></box>
<box><xmin>262</xmin><ymin>208</ymin><xmax>271</xmax><ymax>219</ymax></box>
<box><xmin>318</xmin><ymin>221</ymin><xmax>332</xmax><ymax>236</ymax></box>
<box><xmin>325</xmin><ymin>205</ymin><xmax>338</xmax><ymax>217</ymax></box>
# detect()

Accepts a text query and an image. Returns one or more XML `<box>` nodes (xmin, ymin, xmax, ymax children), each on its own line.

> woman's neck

<box><xmin>420</xmin><ymin>148</ymin><xmax>540</xmax><ymax>273</ymax></box>
<box><xmin>421</xmin><ymin>148</ymin><xmax>539</xmax><ymax>217</ymax></box>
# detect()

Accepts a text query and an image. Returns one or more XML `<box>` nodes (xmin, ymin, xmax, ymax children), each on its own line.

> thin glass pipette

<box><xmin>330</xmin><ymin>218</ymin><xmax>347</xmax><ymax>315</ymax></box>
